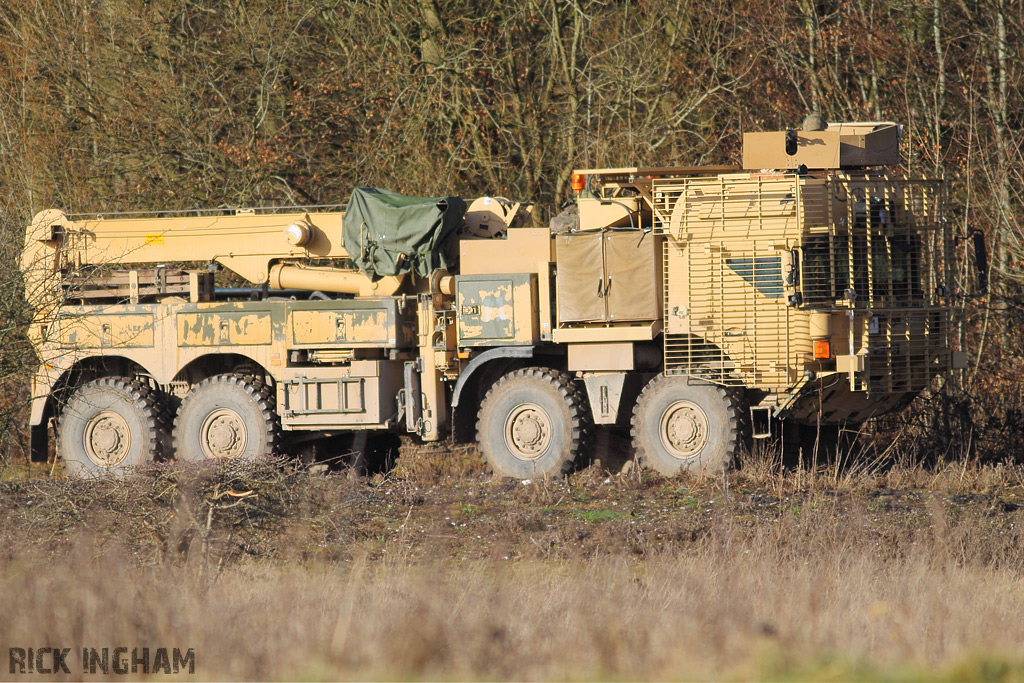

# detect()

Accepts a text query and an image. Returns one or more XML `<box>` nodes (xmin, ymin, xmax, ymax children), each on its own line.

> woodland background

<box><xmin>0</xmin><ymin>0</ymin><xmax>1021</xmax><ymax>466</ymax></box>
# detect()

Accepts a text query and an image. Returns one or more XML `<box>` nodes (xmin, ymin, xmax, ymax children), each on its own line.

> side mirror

<box><xmin>971</xmin><ymin>229</ymin><xmax>988</xmax><ymax>294</ymax></box>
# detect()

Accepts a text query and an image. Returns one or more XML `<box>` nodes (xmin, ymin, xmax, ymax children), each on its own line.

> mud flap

<box><xmin>30</xmin><ymin>422</ymin><xmax>50</xmax><ymax>463</ymax></box>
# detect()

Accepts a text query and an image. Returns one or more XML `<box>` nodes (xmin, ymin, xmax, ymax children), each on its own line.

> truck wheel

<box><xmin>476</xmin><ymin>367</ymin><xmax>591</xmax><ymax>479</ymax></box>
<box><xmin>632</xmin><ymin>374</ymin><xmax>742</xmax><ymax>476</ymax></box>
<box><xmin>58</xmin><ymin>377</ymin><xmax>166</xmax><ymax>477</ymax></box>
<box><xmin>173</xmin><ymin>375</ymin><xmax>279</xmax><ymax>462</ymax></box>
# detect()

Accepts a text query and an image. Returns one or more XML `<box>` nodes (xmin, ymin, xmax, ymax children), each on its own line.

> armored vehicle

<box><xmin>22</xmin><ymin>121</ymin><xmax>963</xmax><ymax>477</ymax></box>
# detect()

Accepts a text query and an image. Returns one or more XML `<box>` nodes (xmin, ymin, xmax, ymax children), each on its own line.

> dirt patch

<box><xmin>1</xmin><ymin>455</ymin><xmax>1022</xmax><ymax>569</ymax></box>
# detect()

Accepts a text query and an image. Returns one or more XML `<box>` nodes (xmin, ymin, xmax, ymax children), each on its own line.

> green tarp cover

<box><xmin>343</xmin><ymin>187</ymin><xmax>466</xmax><ymax>281</ymax></box>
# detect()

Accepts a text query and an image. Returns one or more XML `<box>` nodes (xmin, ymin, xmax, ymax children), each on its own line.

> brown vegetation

<box><xmin>0</xmin><ymin>458</ymin><xmax>1022</xmax><ymax>680</ymax></box>
<box><xmin>1</xmin><ymin>0</ymin><xmax>1022</xmax><ymax>466</ymax></box>
<box><xmin>1</xmin><ymin>4</ymin><xmax>1024</xmax><ymax>675</ymax></box>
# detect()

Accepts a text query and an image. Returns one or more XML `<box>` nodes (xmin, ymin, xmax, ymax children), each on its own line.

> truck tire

<box><xmin>173</xmin><ymin>375</ymin><xmax>279</xmax><ymax>462</ymax></box>
<box><xmin>58</xmin><ymin>377</ymin><xmax>166</xmax><ymax>477</ymax></box>
<box><xmin>476</xmin><ymin>367</ymin><xmax>591</xmax><ymax>479</ymax></box>
<box><xmin>632</xmin><ymin>374</ymin><xmax>742</xmax><ymax>476</ymax></box>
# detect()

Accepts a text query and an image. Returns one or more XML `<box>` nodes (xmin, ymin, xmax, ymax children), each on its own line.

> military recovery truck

<box><xmin>22</xmin><ymin>121</ymin><xmax>964</xmax><ymax>478</ymax></box>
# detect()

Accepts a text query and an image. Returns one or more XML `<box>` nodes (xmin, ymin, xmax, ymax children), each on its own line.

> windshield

<box><xmin>802</xmin><ymin>230</ymin><xmax>922</xmax><ymax>306</ymax></box>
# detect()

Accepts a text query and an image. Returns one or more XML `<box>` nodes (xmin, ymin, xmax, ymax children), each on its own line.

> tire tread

<box><xmin>476</xmin><ymin>367</ymin><xmax>592</xmax><ymax>478</ymax></box>
<box><xmin>631</xmin><ymin>374</ymin><xmax>743</xmax><ymax>476</ymax></box>
<box><xmin>172</xmin><ymin>374</ymin><xmax>280</xmax><ymax>460</ymax></box>
<box><xmin>58</xmin><ymin>376</ymin><xmax>167</xmax><ymax>475</ymax></box>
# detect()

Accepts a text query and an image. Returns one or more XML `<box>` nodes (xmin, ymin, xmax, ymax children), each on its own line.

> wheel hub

<box><xmin>504</xmin><ymin>403</ymin><xmax>551</xmax><ymax>460</ymax></box>
<box><xmin>83</xmin><ymin>411</ymin><xmax>132</xmax><ymax>467</ymax></box>
<box><xmin>660</xmin><ymin>400</ymin><xmax>710</xmax><ymax>459</ymax></box>
<box><xmin>200</xmin><ymin>408</ymin><xmax>248</xmax><ymax>459</ymax></box>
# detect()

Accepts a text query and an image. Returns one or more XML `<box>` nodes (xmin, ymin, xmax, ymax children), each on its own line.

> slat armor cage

<box><xmin>653</xmin><ymin>171</ymin><xmax>953</xmax><ymax>396</ymax></box>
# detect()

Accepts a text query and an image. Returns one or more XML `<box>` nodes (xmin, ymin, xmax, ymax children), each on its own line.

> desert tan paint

<box><xmin>563</xmin><ymin>123</ymin><xmax>953</xmax><ymax>424</ymax></box>
<box><xmin>455</xmin><ymin>275</ymin><xmax>537</xmax><ymax>346</ymax></box>
<box><xmin>290</xmin><ymin>309</ymin><xmax>394</xmax><ymax>347</ymax></box>
<box><xmin>176</xmin><ymin>311</ymin><xmax>273</xmax><ymax>347</ymax></box>
<box><xmin>22</xmin><ymin>208</ymin><xmax>372</xmax><ymax>353</ymax></box>
<box><xmin>27</xmin><ymin>209</ymin><xmax>349</xmax><ymax>282</ymax></box>
<box><xmin>268</xmin><ymin>263</ymin><xmax>404</xmax><ymax>297</ymax></box>
<box><xmin>57</xmin><ymin>313</ymin><xmax>156</xmax><ymax>349</ymax></box>
<box><xmin>31</xmin><ymin>298</ymin><xmax>412</xmax><ymax>432</ymax></box>
<box><xmin>22</xmin><ymin>122</ymin><xmax>955</xmax><ymax>445</ymax></box>
<box><xmin>658</xmin><ymin>173</ymin><xmax>810</xmax><ymax>391</ymax></box>
<box><xmin>459</xmin><ymin>227</ymin><xmax>553</xmax><ymax>276</ymax></box>
<box><xmin>742</xmin><ymin>123</ymin><xmax>901</xmax><ymax>170</ymax></box>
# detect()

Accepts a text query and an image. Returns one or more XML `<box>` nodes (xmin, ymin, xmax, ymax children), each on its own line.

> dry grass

<box><xmin>0</xmin><ymin>457</ymin><xmax>1022</xmax><ymax>681</ymax></box>
<box><xmin>5</xmin><ymin>541</ymin><xmax>1024</xmax><ymax>681</ymax></box>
